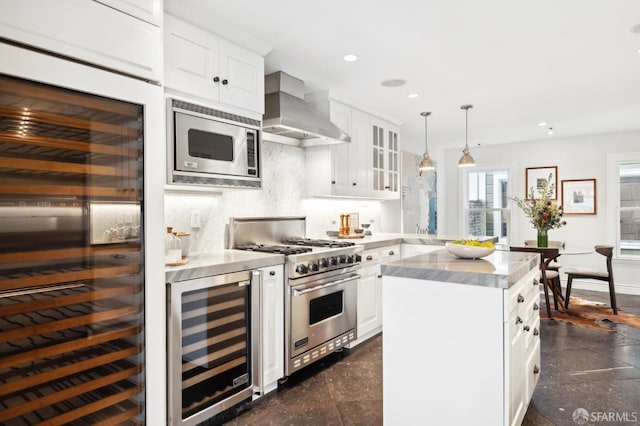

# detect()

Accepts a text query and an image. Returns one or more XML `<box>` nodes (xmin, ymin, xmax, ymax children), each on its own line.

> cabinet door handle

<box><xmin>331</xmin><ymin>180</ymin><xmax>336</xmax><ymax>184</ymax></box>
<box><xmin>515</xmin><ymin>316</ymin><xmax>523</xmax><ymax>325</ymax></box>
<box><xmin>384</xmin><ymin>185</ymin><xmax>390</xmax><ymax>189</ymax></box>
<box><xmin>388</xmin><ymin>250</ymin><xmax>395</xmax><ymax>255</ymax></box>
<box><xmin>213</xmin><ymin>76</ymin><xmax>220</xmax><ymax>83</ymax></box>
<box><xmin>523</xmin><ymin>325</ymin><xmax>530</xmax><ymax>332</ymax></box>
<box><xmin>269</xmin><ymin>271</ymin><xmax>276</xmax><ymax>276</ymax></box>
<box><xmin>533</xmin><ymin>365</ymin><xmax>540</xmax><ymax>374</ymax></box>
<box><xmin>517</xmin><ymin>294</ymin><xmax>525</xmax><ymax>303</ymax></box>
<box><xmin>533</xmin><ymin>279</ymin><xmax>539</xmax><ymax>286</ymax></box>
<box><xmin>533</xmin><ymin>303</ymin><xmax>539</xmax><ymax>311</ymax></box>
<box><xmin>533</xmin><ymin>328</ymin><xmax>539</xmax><ymax>336</ymax></box>
<box><xmin>377</xmin><ymin>274</ymin><xmax>382</xmax><ymax>278</ymax></box>
<box><xmin>222</xmin><ymin>79</ymin><xmax>229</xmax><ymax>85</ymax></box>
<box><xmin>352</xmin><ymin>182</ymin><xmax>357</xmax><ymax>186</ymax></box>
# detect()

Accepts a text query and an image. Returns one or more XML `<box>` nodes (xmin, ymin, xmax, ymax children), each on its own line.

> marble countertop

<box><xmin>166</xmin><ymin>250</ymin><xmax>284</xmax><ymax>283</ymax></box>
<box><xmin>381</xmin><ymin>249</ymin><xmax>539</xmax><ymax>289</ymax></box>
<box><xmin>309</xmin><ymin>233</ymin><xmax>498</xmax><ymax>251</ymax></box>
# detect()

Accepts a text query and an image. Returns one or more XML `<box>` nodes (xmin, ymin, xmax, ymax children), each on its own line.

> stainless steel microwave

<box><xmin>167</xmin><ymin>99</ymin><xmax>261</xmax><ymax>188</ymax></box>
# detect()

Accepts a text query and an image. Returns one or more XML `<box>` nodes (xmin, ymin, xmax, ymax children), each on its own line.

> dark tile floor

<box><xmin>221</xmin><ymin>289</ymin><xmax>640</xmax><ymax>425</ymax></box>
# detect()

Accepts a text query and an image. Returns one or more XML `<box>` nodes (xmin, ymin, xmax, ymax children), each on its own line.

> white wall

<box><xmin>441</xmin><ymin>129</ymin><xmax>640</xmax><ymax>293</ymax></box>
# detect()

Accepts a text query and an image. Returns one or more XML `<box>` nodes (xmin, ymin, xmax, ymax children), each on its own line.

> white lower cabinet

<box><xmin>506</xmin><ymin>268</ymin><xmax>541</xmax><ymax>426</ymax></box>
<box><xmin>256</xmin><ymin>264</ymin><xmax>284</xmax><ymax>397</ymax></box>
<box><xmin>351</xmin><ymin>244</ymin><xmax>400</xmax><ymax>347</ymax></box>
<box><xmin>382</xmin><ymin>266</ymin><xmax>540</xmax><ymax>425</ymax></box>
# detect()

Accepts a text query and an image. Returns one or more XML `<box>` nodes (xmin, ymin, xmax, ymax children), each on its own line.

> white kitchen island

<box><xmin>381</xmin><ymin>249</ymin><xmax>540</xmax><ymax>426</ymax></box>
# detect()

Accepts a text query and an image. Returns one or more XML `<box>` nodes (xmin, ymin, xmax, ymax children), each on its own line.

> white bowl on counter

<box><xmin>445</xmin><ymin>242</ymin><xmax>495</xmax><ymax>259</ymax></box>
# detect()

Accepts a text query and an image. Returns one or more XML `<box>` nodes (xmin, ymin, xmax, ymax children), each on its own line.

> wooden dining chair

<box><xmin>564</xmin><ymin>245</ymin><xmax>617</xmax><ymax>314</ymax></box>
<box><xmin>524</xmin><ymin>240</ymin><xmax>564</xmax><ymax>298</ymax></box>
<box><xmin>510</xmin><ymin>246</ymin><xmax>562</xmax><ymax>317</ymax></box>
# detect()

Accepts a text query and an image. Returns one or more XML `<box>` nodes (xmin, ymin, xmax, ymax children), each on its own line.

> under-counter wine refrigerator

<box><xmin>0</xmin><ymin>67</ymin><xmax>150</xmax><ymax>424</ymax></box>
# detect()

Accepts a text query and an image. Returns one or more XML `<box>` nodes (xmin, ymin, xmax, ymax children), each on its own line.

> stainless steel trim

<box><xmin>292</xmin><ymin>275</ymin><xmax>360</xmax><ymax>296</ymax></box>
<box><xmin>167</xmin><ymin>269</ymin><xmax>257</xmax><ymax>426</ymax></box>
<box><xmin>252</xmin><ymin>270</ymin><xmax>263</xmax><ymax>398</ymax></box>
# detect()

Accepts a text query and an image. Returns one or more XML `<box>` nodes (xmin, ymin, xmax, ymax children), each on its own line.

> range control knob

<box><xmin>355</xmin><ymin>254</ymin><xmax>362</xmax><ymax>262</ymax></box>
<box><xmin>339</xmin><ymin>256</ymin><xmax>347</xmax><ymax>264</ymax></box>
<box><xmin>320</xmin><ymin>258</ymin><xmax>329</xmax><ymax>268</ymax></box>
<box><xmin>310</xmin><ymin>263</ymin><xmax>319</xmax><ymax>272</ymax></box>
<box><xmin>295</xmin><ymin>264</ymin><xmax>309</xmax><ymax>274</ymax></box>
<box><xmin>330</xmin><ymin>257</ymin><xmax>338</xmax><ymax>266</ymax></box>
<box><xmin>346</xmin><ymin>255</ymin><xmax>354</xmax><ymax>264</ymax></box>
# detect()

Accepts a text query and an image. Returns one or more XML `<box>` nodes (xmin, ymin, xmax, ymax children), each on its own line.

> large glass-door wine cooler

<box><xmin>0</xmin><ymin>73</ymin><xmax>146</xmax><ymax>425</ymax></box>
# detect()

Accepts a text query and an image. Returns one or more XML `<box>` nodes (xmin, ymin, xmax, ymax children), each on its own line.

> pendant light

<box><xmin>418</xmin><ymin>111</ymin><xmax>435</xmax><ymax>171</ymax></box>
<box><xmin>458</xmin><ymin>104</ymin><xmax>476</xmax><ymax>167</ymax></box>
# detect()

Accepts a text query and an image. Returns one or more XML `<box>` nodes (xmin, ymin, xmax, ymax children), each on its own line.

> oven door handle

<box><xmin>292</xmin><ymin>274</ymin><xmax>360</xmax><ymax>296</ymax></box>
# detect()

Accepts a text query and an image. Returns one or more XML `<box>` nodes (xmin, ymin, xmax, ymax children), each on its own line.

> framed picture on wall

<box><xmin>562</xmin><ymin>179</ymin><xmax>596</xmax><ymax>215</ymax></box>
<box><xmin>525</xmin><ymin>166</ymin><xmax>558</xmax><ymax>200</ymax></box>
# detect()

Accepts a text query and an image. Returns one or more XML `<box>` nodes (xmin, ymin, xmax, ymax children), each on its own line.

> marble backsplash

<box><xmin>165</xmin><ymin>141</ymin><xmax>384</xmax><ymax>253</ymax></box>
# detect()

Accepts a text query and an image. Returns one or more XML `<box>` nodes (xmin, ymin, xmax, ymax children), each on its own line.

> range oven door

<box><xmin>289</xmin><ymin>273</ymin><xmax>358</xmax><ymax>359</ymax></box>
<box><xmin>167</xmin><ymin>270</ymin><xmax>260</xmax><ymax>426</ymax></box>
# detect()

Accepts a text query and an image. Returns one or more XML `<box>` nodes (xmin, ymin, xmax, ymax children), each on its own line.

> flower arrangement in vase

<box><xmin>512</xmin><ymin>174</ymin><xmax>566</xmax><ymax>247</ymax></box>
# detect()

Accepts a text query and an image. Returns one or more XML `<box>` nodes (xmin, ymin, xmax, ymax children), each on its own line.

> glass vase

<box><xmin>537</xmin><ymin>229</ymin><xmax>548</xmax><ymax>247</ymax></box>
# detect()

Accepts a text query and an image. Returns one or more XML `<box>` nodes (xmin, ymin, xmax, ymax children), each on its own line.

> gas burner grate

<box><xmin>281</xmin><ymin>238</ymin><xmax>356</xmax><ymax>248</ymax></box>
<box><xmin>235</xmin><ymin>244</ymin><xmax>312</xmax><ymax>256</ymax></box>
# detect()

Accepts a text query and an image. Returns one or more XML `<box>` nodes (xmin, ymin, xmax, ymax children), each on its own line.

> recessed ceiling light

<box><xmin>381</xmin><ymin>79</ymin><xmax>406</xmax><ymax>87</ymax></box>
<box><xmin>547</xmin><ymin>127</ymin><xmax>554</xmax><ymax>136</ymax></box>
<box><xmin>407</xmin><ymin>93</ymin><xmax>419</xmax><ymax>98</ymax></box>
<box><xmin>537</xmin><ymin>121</ymin><xmax>547</xmax><ymax>127</ymax></box>
<box><xmin>343</xmin><ymin>54</ymin><xmax>358</xmax><ymax>62</ymax></box>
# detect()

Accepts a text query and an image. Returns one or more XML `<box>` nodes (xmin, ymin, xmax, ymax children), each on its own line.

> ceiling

<box><xmin>165</xmin><ymin>0</ymin><xmax>640</xmax><ymax>154</ymax></box>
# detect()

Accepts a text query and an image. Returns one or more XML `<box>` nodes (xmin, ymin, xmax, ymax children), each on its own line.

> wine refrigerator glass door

<box><xmin>0</xmin><ymin>73</ymin><xmax>146</xmax><ymax>425</ymax></box>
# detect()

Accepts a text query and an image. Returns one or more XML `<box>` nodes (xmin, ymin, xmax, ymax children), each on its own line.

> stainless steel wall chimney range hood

<box><xmin>263</xmin><ymin>71</ymin><xmax>351</xmax><ymax>147</ymax></box>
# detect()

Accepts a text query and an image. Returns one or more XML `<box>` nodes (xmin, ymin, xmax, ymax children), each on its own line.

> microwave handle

<box><xmin>292</xmin><ymin>275</ymin><xmax>360</xmax><ymax>296</ymax></box>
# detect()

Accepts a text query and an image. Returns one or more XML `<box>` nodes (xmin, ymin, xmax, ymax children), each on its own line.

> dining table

<box><xmin>495</xmin><ymin>243</ymin><xmax>593</xmax><ymax>315</ymax></box>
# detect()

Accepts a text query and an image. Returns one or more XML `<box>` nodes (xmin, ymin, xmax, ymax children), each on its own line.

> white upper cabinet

<box><xmin>164</xmin><ymin>14</ymin><xmax>265</xmax><ymax>115</ymax></box>
<box><xmin>95</xmin><ymin>0</ymin><xmax>161</xmax><ymax>25</ymax></box>
<box><xmin>0</xmin><ymin>0</ymin><xmax>162</xmax><ymax>82</ymax></box>
<box><xmin>371</xmin><ymin>117</ymin><xmax>400</xmax><ymax>195</ymax></box>
<box><xmin>305</xmin><ymin>93</ymin><xmax>400</xmax><ymax>199</ymax></box>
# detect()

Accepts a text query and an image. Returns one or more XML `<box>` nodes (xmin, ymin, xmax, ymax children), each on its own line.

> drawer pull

<box><xmin>269</xmin><ymin>271</ymin><xmax>276</xmax><ymax>276</ymax></box>
<box><xmin>533</xmin><ymin>328</ymin><xmax>539</xmax><ymax>336</ymax></box>
<box><xmin>533</xmin><ymin>279</ymin><xmax>539</xmax><ymax>286</ymax></box>
<box><xmin>517</xmin><ymin>294</ymin><xmax>524</xmax><ymax>303</ymax></box>
<box><xmin>533</xmin><ymin>365</ymin><xmax>540</xmax><ymax>374</ymax></box>
<box><xmin>388</xmin><ymin>250</ymin><xmax>395</xmax><ymax>255</ymax></box>
<box><xmin>377</xmin><ymin>274</ymin><xmax>382</xmax><ymax>279</ymax></box>
<box><xmin>366</xmin><ymin>255</ymin><xmax>373</xmax><ymax>261</ymax></box>
<box><xmin>515</xmin><ymin>316</ymin><xmax>523</xmax><ymax>325</ymax></box>
<box><xmin>523</xmin><ymin>325</ymin><xmax>530</xmax><ymax>332</ymax></box>
<box><xmin>533</xmin><ymin>303</ymin><xmax>539</xmax><ymax>311</ymax></box>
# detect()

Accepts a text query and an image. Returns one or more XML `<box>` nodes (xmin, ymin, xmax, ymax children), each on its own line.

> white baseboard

<box><xmin>557</xmin><ymin>279</ymin><xmax>640</xmax><ymax>296</ymax></box>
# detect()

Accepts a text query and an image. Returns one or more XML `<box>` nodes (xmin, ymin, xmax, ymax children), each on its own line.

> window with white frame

<box><xmin>463</xmin><ymin>169</ymin><xmax>510</xmax><ymax>244</ymax></box>
<box><xmin>619</xmin><ymin>163</ymin><xmax>640</xmax><ymax>256</ymax></box>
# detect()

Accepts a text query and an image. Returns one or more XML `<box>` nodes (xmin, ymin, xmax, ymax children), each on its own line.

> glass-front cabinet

<box><xmin>371</xmin><ymin>118</ymin><xmax>399</xmax><ymax>196</ymax></box>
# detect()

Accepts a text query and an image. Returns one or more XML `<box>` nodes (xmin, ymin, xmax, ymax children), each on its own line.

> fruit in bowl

<box><xmin>445</xmin><ymin>239</ymin><xmax>495</xmax><ymax>259</ymax></box>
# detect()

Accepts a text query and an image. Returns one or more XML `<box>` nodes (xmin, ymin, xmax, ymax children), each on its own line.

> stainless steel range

<box><xmin>229</xmin><ymin>217</ymin><xmax>362</xmax><ymax>376</ymax></box>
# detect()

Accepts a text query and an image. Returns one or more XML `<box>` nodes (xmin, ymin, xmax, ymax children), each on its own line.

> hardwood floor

<box><xmin>216</xmin><ymin>289</ymin><xmax>640</xmax><ymax>425</ymax></box>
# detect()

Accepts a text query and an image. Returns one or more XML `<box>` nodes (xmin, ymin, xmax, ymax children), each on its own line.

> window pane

<box><xmin>467</xmin><ymin>209</ymin><xmax>509</xmax><ymax>244</ymax></box>
<box><xmin>620</xmin><ymin>163</ymin><xmax>640</xmax><ymax>255</ymax></box>
<box><xmin>620</xmin><ymin>164</ymin><xmax>640</xmax><ymax>207</ymax></box>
